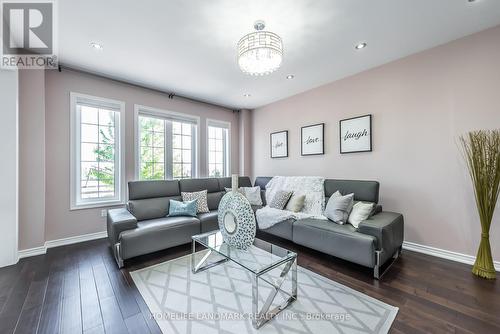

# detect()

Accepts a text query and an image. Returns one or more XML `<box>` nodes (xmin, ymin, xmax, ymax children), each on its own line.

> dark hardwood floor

<box><xmin>0</xmin><ymin>234</ymin><xmax>499</xmax><ymax>334</ymax></box>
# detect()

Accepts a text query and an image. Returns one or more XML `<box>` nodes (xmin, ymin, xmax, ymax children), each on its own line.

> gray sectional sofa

<box><xmin>107</xmin><ymin>176</ymin><xmax>404</xmax><ymax>279</ymax></box>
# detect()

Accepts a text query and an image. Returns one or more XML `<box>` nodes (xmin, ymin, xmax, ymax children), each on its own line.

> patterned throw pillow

<box><xmin>168</xmin><ymin>199</ymin><xmax>197</xmax><ymax>217</ymax></box>
<box><xmin>269</xmin><ymin>190</ymin><xmax>293</xmax><ymax>210</ymax></box>
<box><xmin>181</xmin><ymin>190</ymin><xmax>210</xmax><ymax>213</ymax></box>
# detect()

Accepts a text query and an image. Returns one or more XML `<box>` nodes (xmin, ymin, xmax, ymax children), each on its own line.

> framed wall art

<box><xmin>270</xmin><ymin>130</ymin><xmax>288</xmax><ymax>158</ymax></box>
<box><xmin>339</xmin><ymin>114</ymin><xmax>372</xmax><ymax>154</ymax></box>
<box><xmin>301</xmin><ymin>123</ymin><xmax>324</xmax><ymax>156</ymax></box>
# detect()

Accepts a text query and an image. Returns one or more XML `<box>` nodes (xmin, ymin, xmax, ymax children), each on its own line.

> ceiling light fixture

<box><xmin>286</xmin><ymin>74</ymin><xmax>294</xmax><ymax>79</ymax></box>
<box><xmin>237</xmin><ymin>20</ymin><xmax>283</xmax><ymax>76</ymax></box>
<box><xmin>90</xmin><ymin>42</ymin><xmax>103</xmax><ymax>50</ymax></box>
<box><xmin>243</xmin><ymin>93</ymin><xmax>251</xmax><ymax>97</ymax></box>
<box><xmin>355</xmin><ymin>42</ymin><xmax>367</xmax><ymax>50</ymax></box>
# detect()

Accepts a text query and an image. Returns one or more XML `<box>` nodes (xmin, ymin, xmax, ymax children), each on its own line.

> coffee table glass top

<box><xmin>192</xmin><ymin>230</ymin><xmax>297</xmax><ymax>274</ymax></box>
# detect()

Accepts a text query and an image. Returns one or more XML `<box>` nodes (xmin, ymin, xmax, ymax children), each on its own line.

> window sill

<box><xmin>70</xmin><ymin>201</ymin><xmax>125</xmax><ymax>211</ymax></box>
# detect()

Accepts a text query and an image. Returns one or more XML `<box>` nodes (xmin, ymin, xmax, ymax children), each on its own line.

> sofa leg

<box><xmin>114</xmin><ymin>243</ymin><xmax>124</xmax><ymax>269</ymax></box>
<box><xmin>373</xmin><ymin>248</ymin><xmax>401</xmax><ymax>280</ymax></box>
<box><xmin>374</xmin><ymin>251</ymin><xmax>381</xmax><ymax>279</ymax></box>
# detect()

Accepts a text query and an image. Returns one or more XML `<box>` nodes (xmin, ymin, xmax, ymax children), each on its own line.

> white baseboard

<box><xmin>18</xmin><ymin>245</ymin><xmax>47</xmax><ymax>259</ymax></box>
<box><xmin>18</xmin><ymin>232</ymin><xmax>499</xmax><ymax>273</ymax></box>
<box><xmin>45</xmin><ymin>231</ymin><xmax>108</xmax><ymax>249</ymax></box>
<box><xmin>403</xmin><ymin>241</ymin><xmax>500</xmax><ymax>272</ymax></box>
<box><xmin>18</xmin><ymin>231</ymin><xmax>108</xmax><ymax>259</ymax></box>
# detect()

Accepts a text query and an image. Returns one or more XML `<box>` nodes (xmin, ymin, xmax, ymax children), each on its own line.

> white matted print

<box><xmin>340</xmin><ymin>115</ymin><xmax>372</xmax><ymax>153</ymax></box>
<box><xmin>270</xmin><ymin>130</ymin><xmax>288</xmax><ymax>158</ymax></box>
<box><xmin>301</xmin><ymin>123</ymin><xmax>324</xmax><ymax>156</ymax></box>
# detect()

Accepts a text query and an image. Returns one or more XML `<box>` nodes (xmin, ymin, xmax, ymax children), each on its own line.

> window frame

<box><xmin>70</xmin><ymin>92</ymin><xmax>126</xmax><ymax>210</ymax></box>
<box><xmin>207</xmin><ymin>118</ymin><xmax>231</xmax><ymax>178</ymax></box>
<box><xmin>134</xmin><ymin>104</ymin><xmax>200</xmax><ymax>180</ymax></box>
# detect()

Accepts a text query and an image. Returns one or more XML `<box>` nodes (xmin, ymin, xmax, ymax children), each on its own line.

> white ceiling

<box><xmin>58</xmin><ymin>0</ymin><xmax>500</xmax><ymax>109</ymax></box>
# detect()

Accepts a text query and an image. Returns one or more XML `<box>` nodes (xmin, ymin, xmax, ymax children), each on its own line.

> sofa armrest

<box><xmin>358</xmin><ymin>211</ymin><xmax>404</xmax><ymax>263</ymax></box>
<box><xmin>107</xmin><ymin>208</ymin><xmax>138</xmax><ymax>246</ymax></box>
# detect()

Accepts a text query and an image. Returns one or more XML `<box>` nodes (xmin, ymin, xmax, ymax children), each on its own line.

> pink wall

<box><xmin>40</xmin><ymin>69</ymin><xmax>238</xmax><ymax>243</ymax></box>
<box><xmin>251</xmin><ymin>26</ymin><xmax>500</xmax><ymax>260</ymax></box>
<box><xmin>19</xmin><ymin>70</ymin><xmax>46</xmax><ymax>250</ymax></box>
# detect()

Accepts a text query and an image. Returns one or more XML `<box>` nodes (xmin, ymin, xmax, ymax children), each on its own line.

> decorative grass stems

<box><xmin>460</xmin><ymin>130</ymin><xmax>500</xmax><ymax>279</ymax></box>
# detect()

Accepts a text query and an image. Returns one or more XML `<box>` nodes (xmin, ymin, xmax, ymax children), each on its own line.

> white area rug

<box><xmin>131</xmin><ymin>251</ymin><xmax>398</xmax><ymax>334</ymax></box>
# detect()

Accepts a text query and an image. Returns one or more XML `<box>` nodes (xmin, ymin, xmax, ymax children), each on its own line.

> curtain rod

<box><xmin>57</xmin><ymin>64</ymin><xmax>239</xmax><ymax>113</ymax></box>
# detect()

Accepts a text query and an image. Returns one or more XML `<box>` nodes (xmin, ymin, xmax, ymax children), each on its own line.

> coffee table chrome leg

<box><xmin>191</xmin><ymin>241</ymin><xmax>229</xmax><ymax>274</ymax></box>
<box><xmin>252</xmin><ymin>273</ymin><xmax>259</xmax><ymax>329</ymax></box>
<box><xmin>252</xmin><ymin>255</ymin><xmax>297</xmax><ymax>329</ymax></box>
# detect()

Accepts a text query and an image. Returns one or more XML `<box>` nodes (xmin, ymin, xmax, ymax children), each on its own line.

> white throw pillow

<box><xmin>225</xmin><ymin>186</ymin><xmax>262</xmax><ymax>206</ymax></box>
<box><xmin>348</xmin><ymin>202</ymin><xmax>374</xmax><ymax>228</ymax></box>
<box><xmin>241</xmin><ymin>186</ymin><xmax>263</xmax><ymax>206</ymax></box>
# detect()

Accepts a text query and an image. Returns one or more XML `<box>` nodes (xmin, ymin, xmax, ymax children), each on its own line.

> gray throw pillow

<box><xmin>324</xmin><ymin>191</ymin><xmax>354</xmax><ymax>224</ymax></box>
<box><xmin>269</xmin><ymin>190</ymin><xmax>293</xmax><ymax>210</ymax></box>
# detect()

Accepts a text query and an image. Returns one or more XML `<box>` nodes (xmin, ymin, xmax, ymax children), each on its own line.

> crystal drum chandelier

<box><xmin>237</xmin><ymin>20</ymin><xmax>283</xmax><ymax>76</ymax></box>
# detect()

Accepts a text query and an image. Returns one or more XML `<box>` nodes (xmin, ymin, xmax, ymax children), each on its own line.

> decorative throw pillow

<box><xmin>324</xmin><ymin>191</ymin><xmax>354</xmax><ymax>224</ymax></box>
<box><xmin>225</xmin><ymin>186</ymin><xmax>262</xmax><ymax>206</ymax></box>
<box><xmin>241</xmin><ymin>186</ymin><xmax>263</xmax><ymax>206</ymax></box>
<box><xmin>168</xmin><ymin>199</ymin><xmax>197</xmax><ymax>217</ymax></box>
<box><xmin>181</xmin><ymin>190</ymin><xmax>210</xmax><ymax>213</ymax></box>
<box><xmin>348</xmin><ymin>201</ymin><xmax>374</xmax><ymax>228</ymax></box>
<box><xmin>286</xmin><ymin>194</ymin><xmax>306</xmax><ymax>212</ymax></box>
<box><xmin>269</xmin><ymin>190</ymin><xmax>293</xmax><ymax>210</ymax></box>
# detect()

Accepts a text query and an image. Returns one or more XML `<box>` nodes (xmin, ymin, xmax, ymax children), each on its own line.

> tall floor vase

<box><xmin>460</xmin><ymin>129</ymin><xmax>500</xmax><ymax>280</ymax></box>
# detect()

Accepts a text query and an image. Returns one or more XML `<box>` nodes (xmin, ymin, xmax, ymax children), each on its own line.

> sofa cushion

<box><xmin>251</xmin><ymin>205</ymin><xmax>263</xmax><ymax>213</ymax></box>
<box><xmin>128</xmin><ymin>180</ymin><xmax>179</xmax><ymax>200</ymax></box>
<box><xmin>197</xmin><ymin>211</ymin><xmax>219</xmax><ymax>233</ymax></box>
<box><xmin>218</xmin><ymin>176</ymin><xmax>252</xmax><ymax>190</ymax></box>
<box><xmin>324</xmin><ymin>179</ymin><xmax>379</xmax><ymax>203</ymax></box>
<box><xmin>179</xmin><ymin>178</ymin><xmax>220</xmax><ymax>193</ymax></box>
<box><xmin>293</xmin><ymin>218</ymin><xmax>376</xmax><ymax>268</ymax></box>
<box><xmin>128</xmin><ymin>196</ymin><xmax>181</xmax><ymax>221</ymax></box>
<box><xmin>254</xmin><ymin>176</ymin><xmax>273</xmax><ymax>190</ymax></box>
<box><xmin>258</xmin><ymin>218</ymin><xmax>294</xmax><ymax>240</ymax></box>
<box><xmin>119</xmin><ymin>216</ymin><xmax>200</xmax><ymax>260</ymax></box>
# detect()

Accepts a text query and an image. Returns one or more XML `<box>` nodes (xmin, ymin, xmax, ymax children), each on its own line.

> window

<box><xmin>207</xmin><ymin>120</ymin><xmax>230</xmax><ymax>177</ymax></box>
<box><xmin>70</xmin><ymin>93</ymin><xmax>125</xmax><ymax>209</ymax></box>
<box><xmin>136</xmin><ymin>105</ymin><xmax>198</xmax><ymax>180</ymax></box>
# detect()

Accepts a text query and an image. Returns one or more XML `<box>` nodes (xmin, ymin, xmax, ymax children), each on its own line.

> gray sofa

<box><xmin>107</xmin><ymin>176</ymin><xmax>403</xmax><ymax>279</ymax></box>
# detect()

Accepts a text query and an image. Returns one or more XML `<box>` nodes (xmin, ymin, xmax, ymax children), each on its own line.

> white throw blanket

<box><xmin>256</xmin><ymin>176</ymin><xmax>327</xmax><ymax>229</ymax></box>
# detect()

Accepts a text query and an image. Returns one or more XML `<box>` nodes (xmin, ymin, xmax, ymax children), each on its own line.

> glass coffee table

<box><xmin>191</xmin><ymin>230</ymin><xmax>297</xmax><ymax>329</ymax></box>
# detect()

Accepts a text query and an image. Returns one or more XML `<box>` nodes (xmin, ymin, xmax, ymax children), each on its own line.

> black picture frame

<box><xmin>339</xmin><ymin>114</ymin><xmax>372</xmax><ymax>154</ymax></box>
<box><xmin>301</xmin><ymin>123</ymin><xmax>325</xmax><ymax>156</ymax></box>
<box><xmin>270</xmin><ymin>130</ymin><xmax>288</xmax><ymax>158</ymax></box>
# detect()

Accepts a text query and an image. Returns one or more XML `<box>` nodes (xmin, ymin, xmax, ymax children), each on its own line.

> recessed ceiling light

<box><xmin>355</xmin><ymin>42</ymin><xmax>367</xmax><ymax>50</ymax></box>
<box><xmin>286</xmin><ymin>74</ymin><xmax>294</xmax><ymax>79</ymax></box>
<box><xmin>243</xmin><ymin>93</ymin><xmax>251</xmax><ymax>97</ymax></box>
<box><xmin>90</xmin><ymin>42</ymin><xmax>103</xmax><ymax>50</ymax></box>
